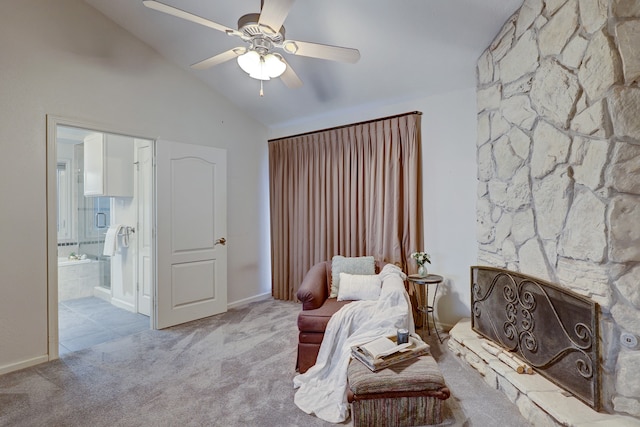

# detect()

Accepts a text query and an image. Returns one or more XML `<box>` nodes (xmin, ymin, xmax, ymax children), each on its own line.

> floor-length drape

<box><xmin>269</xmin><ymin>112</ymin><xmax>423</xmax><ymax>300</ymax></box>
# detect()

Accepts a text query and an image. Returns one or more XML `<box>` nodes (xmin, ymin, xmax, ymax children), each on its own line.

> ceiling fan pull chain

<box><xmin>259</xmin><ymin>56</ymin><xmax>265</xmax><ymax>96</ymax></box>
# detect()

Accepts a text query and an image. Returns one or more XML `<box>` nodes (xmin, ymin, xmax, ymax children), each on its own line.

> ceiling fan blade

<box><xmin>258</xmin><ymin>0</ymin><xmax>295</xmax><ymax>35</ymax></box>
<box><xmin>279</xmin><ymin>58</ymin><xmax>303</xmax><ymax>89</ymax></box>
<box><xmin>282</xmin><ymin>40</ymin><xmax>360</xmax><ymax>63</ymax></box>
<box><xmin>191</xmin><ymin>48</ymin><xmax>247</xmax><ymax>70</ymax></box>
<box><xmin>143</xmin><ymin>0</ymin><xmax>241</xmax><ymax>36</ymax></box>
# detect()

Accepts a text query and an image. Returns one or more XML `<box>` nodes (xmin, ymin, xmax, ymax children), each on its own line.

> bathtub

<box><xmin>57</xmin><ymin>257</ymin><xmax>92</xmax><ymax>267</ymax></box>
<box><xmin>58</xmin><ymin>257</ymin><xmax>103</xmax><ymax>301</ymax></box>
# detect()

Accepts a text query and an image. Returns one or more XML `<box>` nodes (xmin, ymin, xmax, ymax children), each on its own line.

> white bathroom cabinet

<box><xmin>84</xmin><ymin>133</ymin><xmax>134</xmax><ymax>197</ymax></box>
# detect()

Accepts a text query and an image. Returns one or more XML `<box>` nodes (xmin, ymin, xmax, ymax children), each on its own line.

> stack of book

<box><xmin>351</xmin><ymin>333</ymin><xmax>430</xmax><ymax>371</ymax></box>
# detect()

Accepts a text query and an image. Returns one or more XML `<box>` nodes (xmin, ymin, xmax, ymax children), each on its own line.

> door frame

<box><xmin>45</xmin><ymin>115</ymin><xmax>155</xmax><ymax>360</ymax></box>
<box><xmin>134</xmin><ymin>139</ymin><xmax>153</xmax><ymax>317</ymax></box>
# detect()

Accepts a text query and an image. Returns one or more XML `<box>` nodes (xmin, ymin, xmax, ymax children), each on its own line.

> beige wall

<box><xmin>0</xmin><ymin>0</ymin><xmax>269</xmax><ymax>372</ymax></box>
<box><xmin>270</xmin><ymin>87</ymin><xmax>480</xmax><ymax>330</ymax></box>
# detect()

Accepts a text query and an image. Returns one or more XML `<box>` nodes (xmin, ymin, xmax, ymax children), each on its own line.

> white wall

<box><xmin>0</xmin><ymin>0</ymin><xmax>269</xmax><ymax>373</ymax></box>
<box><xmin>111</xmin><ymin>193</ymin><xmax>137</xmax><ymax>311</ymax></box>
<box><xmin>270</xmin><ymin>88</ymin><xmax>479</xmax><ymax>329</ymax></box>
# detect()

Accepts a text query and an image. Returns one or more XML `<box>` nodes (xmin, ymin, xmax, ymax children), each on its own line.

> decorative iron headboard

<box><xmin>470</xmin><ymin>266</ymin><xmax>600</xmax><ymax>410</ymax></box>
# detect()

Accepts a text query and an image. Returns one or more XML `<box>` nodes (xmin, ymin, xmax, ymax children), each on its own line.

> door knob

<box><xmin>215</xmin><ymin>237</ymin><xmax>226</xmax><ymax>246</ymax></box>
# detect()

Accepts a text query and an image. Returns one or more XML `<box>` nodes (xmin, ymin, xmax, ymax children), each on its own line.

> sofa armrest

<box><xmin>296</xmin><ymin>261</ymin><xmax>329</xmax><ymax>310</ymax></box>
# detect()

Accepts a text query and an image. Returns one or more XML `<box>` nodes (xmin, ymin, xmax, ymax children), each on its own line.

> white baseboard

<box><xmin>93</xmin><ymin>287</ymin><xmax>135</xmax><ymax>313</ymax></box>
<box><xmin>227</xmin><ymin>292</ymin><xmax>272</xmax><ymax>310</ymax></box>
<box><xmin>93</xmin><ymin>286</ymin><xmax>111</xmax><ymax>302</ymax></box>
<box><xmin>0</xmin><ymin>354</ymin><xmax>49</xmax><ymax>376</ymax></box>
<box><xmin>435</xmin><ymin>321</ymin><xmax>454</xmax><ymax>333</ymax></box>
<box><xmin>110</xmin><ymin>297</ymin><xmax>135</xmax><ymax>313</ymax></box>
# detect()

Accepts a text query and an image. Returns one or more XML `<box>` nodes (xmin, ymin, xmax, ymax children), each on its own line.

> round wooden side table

<box><xmin>407</xmin><ymin>273</ymin><xmax>444</xmax><ymax>343</ymax></box>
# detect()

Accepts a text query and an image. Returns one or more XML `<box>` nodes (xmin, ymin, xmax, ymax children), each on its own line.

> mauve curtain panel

<box><xmin>268</xmin><ymin>112</ymin><xmax>423</xmax><ymax>301</ymax></box>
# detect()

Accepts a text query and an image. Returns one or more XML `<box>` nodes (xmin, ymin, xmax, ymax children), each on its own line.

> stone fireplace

<box><xmin>471</xmin><ymin>0</ymin><xmax>640</xmax><ymax>422</ymax></box>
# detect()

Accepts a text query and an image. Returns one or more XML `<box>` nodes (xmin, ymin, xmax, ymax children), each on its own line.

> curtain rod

<box><xmin>268</xmin><ymin>111</ymin><xmax>422</xmax><ymax>142</ymax></box>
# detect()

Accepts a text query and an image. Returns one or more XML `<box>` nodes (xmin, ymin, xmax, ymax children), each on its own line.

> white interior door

<box><xmin>155</xmin><ymin>140</ymin><xmax>227</xmax><ymax>329</ymax></box>
<box><xmin>135</xmin><ymin>139</ymin><xmax>153</xmax><ymax>316</ymax></box>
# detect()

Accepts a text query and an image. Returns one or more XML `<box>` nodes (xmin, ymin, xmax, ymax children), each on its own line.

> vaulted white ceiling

<box><xmin>84</xmin><ymin>0</ymin><xmax>523</xmax><ymax>128</ymax></box>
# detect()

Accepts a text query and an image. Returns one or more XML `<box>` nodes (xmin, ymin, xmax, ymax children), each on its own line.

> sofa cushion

<box><xmin>297</xmin><ymin>298</ymin><xmax>352</xmax><ymax>333</ymax></box>
<box><xmin>337</xmin><ymin>273</ymin><xmax>382</xmax><ymax>301</ymax></box>
<box><xmin>330</xmin><ymin>255</ymin><xmax>376</xmax><ymax>298</ymax></box>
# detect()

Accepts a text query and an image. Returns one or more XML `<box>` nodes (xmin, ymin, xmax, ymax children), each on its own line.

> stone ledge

<box><xmin>448</xmin><ymin>319</ymin><xmax>640</xmax><ymax>427</ymax></box>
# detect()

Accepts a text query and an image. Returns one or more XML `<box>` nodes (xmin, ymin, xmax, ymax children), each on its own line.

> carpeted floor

<box><xmin>0</xmin><ymin>299</ymin><xmax>530</xmax><ymax>426</ymax></box>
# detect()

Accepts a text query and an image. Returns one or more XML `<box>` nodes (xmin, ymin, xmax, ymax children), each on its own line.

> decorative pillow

<box><xmin>337</xmin><ymin>273</ymin><xmax>382</xmax><ymax>301</ymax></box>
<box><xmin>331</xmin><ymin>255</ymin><xmax>376</xmax><ymax>298</ymax></box>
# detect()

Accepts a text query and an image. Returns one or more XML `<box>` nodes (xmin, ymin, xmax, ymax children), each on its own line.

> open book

<box><xmin>358</xmin><ymin>336</ymin><xmax>412</xmax><ymax>360</ymax></box>
<box><xmin>351</xmin><ymin>334</ymin><xmax>430</xmax><ymax>371</ymax></box>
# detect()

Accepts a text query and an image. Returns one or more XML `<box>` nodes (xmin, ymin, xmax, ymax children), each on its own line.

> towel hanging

<box><xmin>103</xmin><ymin>224</ymin><xmax>123</xmax><ymax>256</ymax></box>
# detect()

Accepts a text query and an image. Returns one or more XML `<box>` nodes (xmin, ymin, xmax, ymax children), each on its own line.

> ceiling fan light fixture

<box><xmin>237</xmin><ymin>50</ymin><xmax>261</xmax><ymax>77</ymax></box>
<box><xmin>264</xmin><ymin>53</ymin><xmax>286</xmax><ymax>77</ymax></box>
<box><xmin>237</xmin><ymin>51</ymin><xmax>286</xmax><ymax>80</ymax></box>
<box><xmin>144</xmin><ymin>0</ymin><xmax>360</xmax><ymax>91</ymax></box>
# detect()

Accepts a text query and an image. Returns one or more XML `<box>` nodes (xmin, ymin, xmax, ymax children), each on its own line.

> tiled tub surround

<box><xmin>57</xmin><ymin>240</ymin><xmax>105</xmax><ymax>259</ymax></box>
<box><xmin>58</xmin><ymin>257</ymin><xmax>105</xmax><ymax>301</ymax></box>
<box><xmin>476</xmin><ymin>0</ymin><xmax>640</xmax><ymax>419</ymax></box>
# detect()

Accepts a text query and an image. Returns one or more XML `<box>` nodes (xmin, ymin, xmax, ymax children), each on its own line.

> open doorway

<box><xmin>52</xmin><ymin>121</ymin><xmax>154</xmax><ymax>356</ymax></box>
<box><xmin>47</xmin><ymin>116</ymin><xmax>229</xmax><ymax>360</ymax></box>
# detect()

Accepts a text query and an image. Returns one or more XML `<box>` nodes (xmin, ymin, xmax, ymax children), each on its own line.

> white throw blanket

<box><xmin>293</xmin><ymin>264</ymin><xmax>414</xmax><ymax>423</ymax></box>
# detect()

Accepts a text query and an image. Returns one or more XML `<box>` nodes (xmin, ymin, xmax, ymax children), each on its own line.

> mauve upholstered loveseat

<box><xmin>296</xmin><ymin>259</ymin><xmax>387</xmax><ymax>373</ymax></box>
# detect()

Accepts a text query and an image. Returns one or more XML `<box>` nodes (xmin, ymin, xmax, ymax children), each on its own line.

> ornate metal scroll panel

<box><xmin>470</xmin><ymin>266</ymin><xmax>600</xmax><ymax>411</ymax></box>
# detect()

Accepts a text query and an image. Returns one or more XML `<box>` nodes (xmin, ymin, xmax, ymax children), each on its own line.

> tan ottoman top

<box><xmin>348</xmin><ymin>355</ymin><xmax>446</xmax><ymax>395</ymax></box>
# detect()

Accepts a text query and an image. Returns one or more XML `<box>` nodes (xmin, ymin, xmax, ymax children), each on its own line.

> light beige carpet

<box><xmin>0</xmin><ymin>298</ymin><xmax>528</xmax><ymax>426</ymax></box>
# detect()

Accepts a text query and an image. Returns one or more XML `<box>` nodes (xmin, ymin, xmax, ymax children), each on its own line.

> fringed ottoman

<box><xmin>347</xmin><ymin>355</ymin><xmax>450</xmax><ymax>427</ymax></box>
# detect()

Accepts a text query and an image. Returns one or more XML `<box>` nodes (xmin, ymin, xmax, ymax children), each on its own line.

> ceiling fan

<box><xmin>142</xmin><ymin>0</ymin><xmax>361</xmax><ymax>95</ymax></box>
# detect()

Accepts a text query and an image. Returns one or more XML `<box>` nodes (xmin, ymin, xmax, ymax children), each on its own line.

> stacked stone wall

<box><xmin>476</xmin><ymin>0</ymin><xmax>640</xmax><ymax>417</ymax></box>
